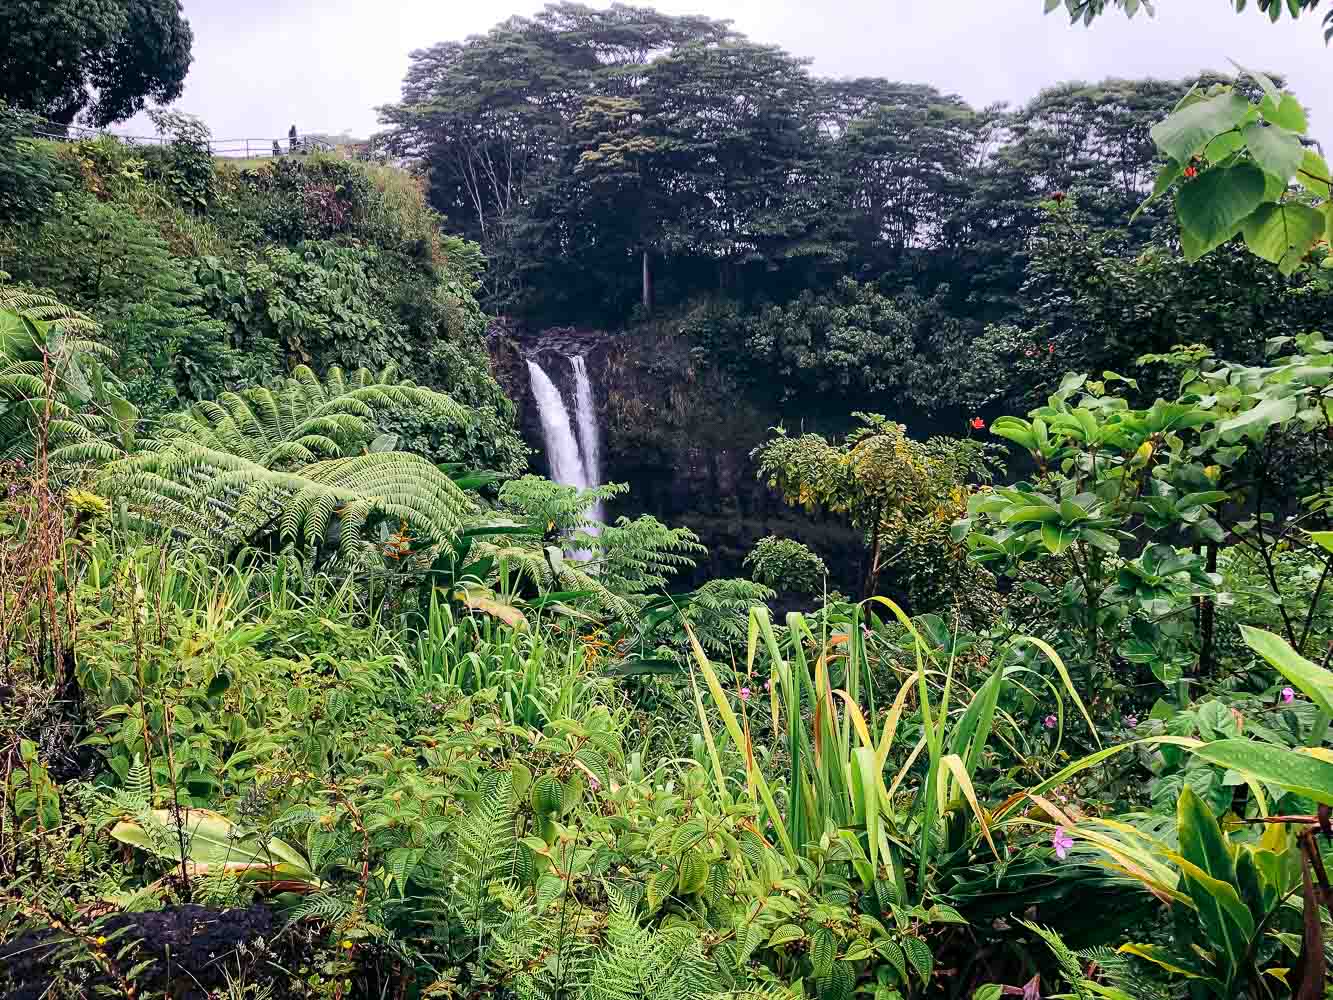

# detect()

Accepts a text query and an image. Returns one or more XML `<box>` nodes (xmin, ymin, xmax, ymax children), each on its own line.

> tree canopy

<box><xmin>0</xmin><ymin>0</ymin><xmax>193</xmax><ymax>126</ymax></box>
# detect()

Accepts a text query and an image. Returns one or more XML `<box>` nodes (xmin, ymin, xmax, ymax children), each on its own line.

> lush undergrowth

<box><xmin>3</xmin><ymin>27</ymin><xmax>1333</xmax><ymax>1000</ymax></box>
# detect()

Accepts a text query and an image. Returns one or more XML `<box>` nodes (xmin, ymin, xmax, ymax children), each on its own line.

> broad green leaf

<box><xmin>1176</xmin><ymin>783</ymin><xmax>1238</xmax><ymax>886</ymax></box>
<box><xmin>1190</xmin><ymin>739</ymin><xmax>1333</xmax><ymax>806</ymax></box>
<box><xmin>1297</xmin><ymin>150</ymin><xmax>1330</xmax><ymax>198</ymax></box>
<box><xmin>1309</xmin><ymin>531</ymin><xmax>1333</xmax><ymax>555</ymax></box>
<box><xmin>1176</xmin><ymin>786</ymin><xmax>1250</xmax><ymax>975</ymax></box>
<box><xmin>111</xmin><ymin>808</ymin><xmax>316</xmax><ymax>882</ymax></box>
<box><xmin>1260</xmin><ymin>92</ymin><xmax>1308</xmax><ymax>133</ymax></box>
<box><xmin>1205</xmin><ymin>131</ymin><xmax>1246</xmax><ymax>161</ymax></box>
<box><xmin>1242</xmin><ymin>202</ymin><xmax>1326</xmax><ymax>274</ymax></box>
<box><xmin>1151</xmin><ymin>90</ymin><xmax>1252</xmax><ymax>164</ymax></box>
<box><xmin>1176</xmin><ymin>162</ymin><xmax>1265</xmax><ymax>256</ymax></box>
<box><xmin>1041</xmin><ymin>522</ymin><xmax>1076</xmax><ymax>553</ymax></box>
<box><xmin>1217</xmin><ymin>395</ymin><xmax>1298</xmax><ymax>440</ymax></box>
<box><xmin>1240</xmin><ymin>625</ymin><xmax>1333</xmax><ymax>716</ymax></box>
<box><xmin>769</xmin><ymin>923</ymin><xmax>805</xmax><ymax>947</ymax></box>
<box><xmin>1242</xmin><ymin>122</ymin><xmax>1304</xmax><ymax>182</ymax></box>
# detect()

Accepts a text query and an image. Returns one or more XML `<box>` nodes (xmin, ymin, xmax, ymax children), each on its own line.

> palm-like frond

<box><xmin>0</xmin><ymin>283</ymin><xmax>126</xmax><ymax>460</ymax></box>
<box><xmin>145</xmin><ymin>364</ymin><xmax>469</xmax><ymax>468</ymax></box>
<box><xmin>99</xmin><ymin>365</ymin><xmax>477</xmax><ymax>558</ymax></box>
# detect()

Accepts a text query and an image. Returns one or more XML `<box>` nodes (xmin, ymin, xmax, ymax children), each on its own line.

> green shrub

<box><xmin>744</xmin><ymin>534</ymin><xmax>828</xmax><ymax>593</ymax></box>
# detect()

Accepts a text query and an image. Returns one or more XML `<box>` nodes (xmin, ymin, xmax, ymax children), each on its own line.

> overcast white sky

<box><xmin>124</xmin><ymin>0</ymin><xmax>1331</xmax><ymax>146</ymax></box>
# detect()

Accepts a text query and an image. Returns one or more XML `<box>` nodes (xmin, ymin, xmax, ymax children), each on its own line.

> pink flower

<box><xmin>740</xmin><ymin>686</ymin><xmax>751</xmax><ymax>702</ymax></box>
<box><xmin>1125</xmin><ymin>715</ymin><xmax>1138</xmax><ymax>728</ymax></box>
<box><xmin>1043</xmin><ymin>714</ymin><xmax>1057</xmax><ymax>730</ymax></box>
<box><xmin>1052</xmin><ymin>826</ymin><xmax>1074</xmax><ymax>860</ymax></box>
<box><xmin>1281</xmin><ymin>687</ymin><xmax>1296</xmax><ymax>703</ymax></box>
<box><xmin>763</xmin><ymin>680</ymin><xmax>771</xmax><ymax>692</ymax></box>
<box><xmin>589</xmin><ymin>776</ymin><xmax>601</xmax><ymax>792</ymax></box>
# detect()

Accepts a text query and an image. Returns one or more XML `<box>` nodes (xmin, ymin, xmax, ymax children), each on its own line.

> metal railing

<box><xmin>23</xmin><ymin>116</ymin><xmax>351</xmax><ymax>159</ymax></box>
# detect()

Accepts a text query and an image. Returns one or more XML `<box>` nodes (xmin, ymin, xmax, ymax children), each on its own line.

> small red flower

<box><xmin>970</xmin><ymin>417</ymin><xmax>985</xmax><ymax>431</ymax></box>
<box><xmin>1183</xmin><ymin>165</ymin><xmax>1198</xmax><ymax>179</ymax></box>
<box><xmin>1048</xmin><ymin>343</ymin><xmax>1055</xmax><ymax>355</ymax></box>
<box><xmin>1051</xmin><ymin>190</ymin><xmax>1066</xmax><ymax>202</ymax></box>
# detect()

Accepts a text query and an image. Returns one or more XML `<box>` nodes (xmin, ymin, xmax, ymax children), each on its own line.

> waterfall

<box><xmin>526</xmin><ymin>359</ymin><xmax>587</xmax><ymax>489</ymax></box>
<box><xmin>525</xmin><ymin>356</ymin><xmax>604</xmax><ymax>539</ymax></box>
<box><xmin>569</xmin><ymin>355</ymin><xmax>605</xmax><ymax>524</ymax></box>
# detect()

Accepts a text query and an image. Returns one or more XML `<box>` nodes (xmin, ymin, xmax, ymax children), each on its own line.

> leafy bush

<box><xmin>0</xmin><ymin>102</ymin><xmax>67</xmax><ymax>225</ymax></box>
<box><xmin>744</xmin><ymin>534</ymin><xmax>828</xmax><ymax>594</ymax></box>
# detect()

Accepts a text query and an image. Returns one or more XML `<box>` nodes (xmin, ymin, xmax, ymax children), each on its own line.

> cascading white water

<box><xmin>569</xmin><ymin>355</ymin><xmax>605</xmax><ymax>524</ymax></box>
<box><xmin>525</xmin><ymin>359</ymin><xmax>587</xmax><ymax>491</ymax></box>
<box><xmin>525</xmin><ymin>356</ymin><xmax>604</xmax><ymax>553</ymax></box>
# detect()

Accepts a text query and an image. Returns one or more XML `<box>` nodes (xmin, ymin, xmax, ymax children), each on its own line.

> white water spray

<box><xmin>569</xmin><ymin>355</ymin><xmax>605</xmax><ymax>524</ymax></box>
<box><xmin>525</xmin><ymin>359</ymin><xmax>586</xmax><ymax>490</ymax></box>
<box><xmin>525</xmin><ymin>356</ymin><xmax>604</xmax><ymax>545</ymax></box>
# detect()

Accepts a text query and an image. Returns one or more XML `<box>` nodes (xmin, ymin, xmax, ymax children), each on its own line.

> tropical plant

<box><xmin>97</xmin><ymin>364</ymin><xmax>477</xmax><ymax>558</ymax></box>
<box><xmin>744</xmin><ymin>535</ymin><xmax>828</xmax><ymax>595</ymax></box>
<box><xmin>756</xmin><ymin>413</ymin><xmax>993</xmax><ymax>601</ymax></box>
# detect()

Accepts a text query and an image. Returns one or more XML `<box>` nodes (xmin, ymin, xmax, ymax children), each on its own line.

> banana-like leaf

<box><xmin>111</xmin><ymin>808</ymin><xmax>318</xmax><ymax>886</ymax></box>
<box><xmin>1240</xmin><ymin>625</ymin><xmax>1333</xmax><ymax>716</ymax></box>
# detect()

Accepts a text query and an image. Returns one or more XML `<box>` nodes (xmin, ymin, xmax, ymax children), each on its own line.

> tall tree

<box><xmin>0</xmin><ymin>0</ymin><xmax>193</xmax><ymax>126</ymax></box>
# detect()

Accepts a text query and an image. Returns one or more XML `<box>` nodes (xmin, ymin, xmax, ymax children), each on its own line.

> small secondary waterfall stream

<box><xmin>569</xmin><ymin>355</ymin><xmax>605</xmax><ymax>524</ymax></box>
<box><xmin>525</xmin><ymin>355</ymin><xmax>605</xmax><ymax>540</ymax></box>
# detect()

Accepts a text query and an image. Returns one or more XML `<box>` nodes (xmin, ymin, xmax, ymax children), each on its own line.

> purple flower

<box><xmin>1043</xmin><ymin>714</ymin><xmax>1058</xmax><ymax>730</ymax></box>
<box><xmin>589</xmin><ymin>776</ymin><xmax>601</xmax><ymax>792</ymax></box>
<box><xmin>1125</xmin><ymin>715</ymin><xmax>1138</xmax><ymax>729</ymax></box>
<box><xmin>1052</xmin><ymin>826</ymin><xmax>1074</xmax><ymax>860</ymax></box>
<box><xmin>1282</xmin><ymin>687</ymin><xmax>1296</xmax><ymax>704</ymax></box>
<box><xmin>740</xmin><ymin>686</ymin><xmax>751</xmax><ymax>702</ymax></box>
<box><xmin>763</xmin><ymin>680</ymin><xmax>771</xmax><ymax>692</ymax></box>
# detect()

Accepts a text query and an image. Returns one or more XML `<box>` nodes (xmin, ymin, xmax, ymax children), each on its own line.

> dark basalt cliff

<box><xmin>488</xmin><ymin>319</ymin><xmax>865</xmax><ymax>590</ymax></box>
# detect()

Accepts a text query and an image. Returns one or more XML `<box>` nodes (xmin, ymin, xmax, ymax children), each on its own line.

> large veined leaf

<box><xmin>1260</xmin><ymin>92</ymin><xmax>1308</xmax><ymax>133</ymax></box>
<box><xmin>1242</xmin><ymin>202</ymin><xmax>1327</xmax><ymax>275</ymax></box>
<box><xmin>1216</xmin><ymin>394</ymin><xmax>1299</xmax><ymax>440</ymax></box>
<box><xmin>1150</xmin><ymin>90</ymin><xmax>1252</xmax><ymax>164</ymax></box>
<box><xmin>1175</xmin><ymin>786</ymin><xmax>1250</xmax><ymax>979</ymax></box>
<box><xmin>1175</xmin><ymin>163</ymin><xmax>1266</xmax><ymax>258</ymax></box>
<box><xmin>1297</xmin><ymin>150</ymin><xmax>1330</xmax><ymax>198</ymax></box>
<box><xmin>1240</xmin><ymin>625</ymin><xmax>1333</xmax><ymax>715</ymax></box>
<box><xmin>111</xmin><ymin>808</ymin><xmax>318</xmax><ymax>885</ymax></box>
<box><xmin>1189</xmin><ymin>740</ymin><xmax>1333</xmax><ymax>806</ymax></box>
<box><xmin>1242</xmin><ymin>122</ymin><xmax>1304</xmax><ymax>182</ymax></box>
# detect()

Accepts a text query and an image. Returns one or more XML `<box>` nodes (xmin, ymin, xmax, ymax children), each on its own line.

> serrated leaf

<box><xmin>811</xmin><ymin>927</ymin><xmax>836</xmax><ymax>979</ymax></box>
<box><xmin>768</xmin><ymin>923</ymin><xmax>805</xmax><ymax>947</ymax></box>
<box><xmin>904</xmin><ymin>937</ymin><xmax>934</xmax><ymax>985</ymax></box>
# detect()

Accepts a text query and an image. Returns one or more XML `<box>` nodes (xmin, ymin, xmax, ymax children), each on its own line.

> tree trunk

<box><xmin>641</xmin><ymin>248</ymin><xmax>652</xmax><ymax>314</ymax></box>
<box><xmin>862</xmin><ymin>521</ymin><xmax>882</xmax><ymax>600</ymax></box>
<box><xmin>1199</xmin><ymin>541</ymin><xmax>1219</xmax><ymax>674</ymax></box>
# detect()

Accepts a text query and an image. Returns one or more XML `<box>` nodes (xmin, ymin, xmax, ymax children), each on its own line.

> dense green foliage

<box><xmin>0</xmin><ymin>0</ymin><xmax>194</xmax><ymax>126</ymax></box>
<box><xmin>4</xmin><ymin>5</ymin><xmax>1333</xmax><ymax>1000</ymax></box>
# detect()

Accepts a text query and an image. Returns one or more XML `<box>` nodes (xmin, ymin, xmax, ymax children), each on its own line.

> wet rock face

<box><xmin>488</xmin><ymin>319</ymin><xmax>864</xmax><ymax>589</ymax></box>
<box><xmin>488</xmin><ymin>320</ymin><xmax>614</xmax><ymax>481</ymax></box>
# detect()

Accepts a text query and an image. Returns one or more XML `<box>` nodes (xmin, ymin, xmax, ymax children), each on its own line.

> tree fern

<box><xmin>0</xmin><ymin>280</ymin><xmax>130</xmax><ymax>462</ymax></box>
<box><xmin>98</xmin><ymin>365</ymin><xmax>477</xmax><ymax>558</ymax></box>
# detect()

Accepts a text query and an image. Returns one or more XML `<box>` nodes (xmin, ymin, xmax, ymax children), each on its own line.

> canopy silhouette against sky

<box><xmin>136</xmin><ymin>0</ymin><xmax>1330</xmax><ymax>151</ymax></box>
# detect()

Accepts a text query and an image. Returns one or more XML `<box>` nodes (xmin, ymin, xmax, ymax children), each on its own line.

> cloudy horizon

<box><xmin>114</xmin><ymin>0</ymin><xmax>1330</xmax><ymax>149</ymax></box>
